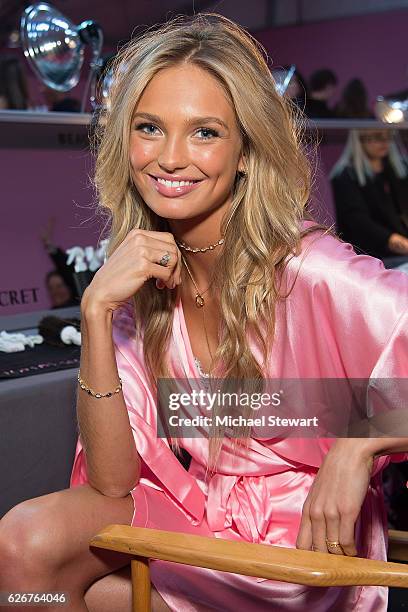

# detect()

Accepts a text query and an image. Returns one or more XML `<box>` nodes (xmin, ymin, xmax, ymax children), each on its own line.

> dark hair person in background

<box><xmin>0</xmin><ymin>56</ymin><xmax>28</xmax><ymax>110</ymax></box>
<box><xmin>335</xmin><ymin>78</ymin><xmax>372</xmax><ymax>119</ymax></box>
<box><xmin>330</xmin><ymin>130</ymin><xmax>408</xmax><ymax>271</ymax></box>
<box><xmin>41</xmin><ymin>85</ymin><xmax>81</xmax><ymax>112</ymax></box>
<box><xmin>45</xmin><ymin>270</ymin><xmax>79</xmax><ymax>309</ymax></box>
<box><xmin>40</xmin><ymin>217</ymin><xmax>80</xmax><ymax>308</ymax></box>
<box><xmin>304</xmin><ymin>68</ymin><xmax>338</xmax><ymax>118</ymax></box>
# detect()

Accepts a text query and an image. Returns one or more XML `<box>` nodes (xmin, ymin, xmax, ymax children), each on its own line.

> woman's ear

<box><xmin>237</xmin><ymin>153</ymin><xmax>247</xmax><ymax>175</ymax></box>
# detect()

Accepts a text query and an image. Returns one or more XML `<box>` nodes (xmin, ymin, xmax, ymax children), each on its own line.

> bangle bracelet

<box><xmin>77</xmin><ymin>371</ymin><xmax>122</xmax><ymax>399</ymax></box>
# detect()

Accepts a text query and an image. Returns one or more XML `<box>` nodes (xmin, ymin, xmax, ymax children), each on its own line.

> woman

<box><xmin>335</xmin><ymin>78</ymin><xmax>372</xmax><ymax>119</ymax></box>
<box><xmin>331</xmin><ymin>129</ymin><xmax>408</xmax><ymax>271</ymax></box>
<box><xmin>45</xmin><ymin>270</ymin><xmax>79</xmax><ymax>309</ymax></box>
<box><xmin>0</xmin><ymin>14</ymin><xmax>407</xmax><ymax>612</ymax></box>
<box><xmin>40</xmin><ymin>219</ymin><xmax>80</xmax><ymax>308</ymax></box>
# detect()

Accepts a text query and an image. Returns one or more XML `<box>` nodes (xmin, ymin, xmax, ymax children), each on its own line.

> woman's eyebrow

<box><xmin>133</xmin><ymin>112</ymin><xmax>229</xmax><ymax>130</ymax></box>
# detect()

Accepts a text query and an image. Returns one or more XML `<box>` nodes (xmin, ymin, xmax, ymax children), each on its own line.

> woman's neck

<box><xmin>168</xmin><ymin>200</ymin><xmax>231</xmax><ymax>292</ymax></box>
<box><xmin>368</xmin><ymin>157</ymin><xmax>384</xmax><ymax>174</ymax></box>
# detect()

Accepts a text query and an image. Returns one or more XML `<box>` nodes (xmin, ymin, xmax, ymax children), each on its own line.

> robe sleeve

<box><xmin>288</xmin><ymin>227</ymin><xmax>408</xmax><ymax>379</ymax></box>
<box><xmin>283</xmin><ymin>226</ymin><xmax>408</xmax><ymax>469</ymax></box>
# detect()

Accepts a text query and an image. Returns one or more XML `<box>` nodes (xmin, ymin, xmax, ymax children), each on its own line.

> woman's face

<box><xmin>47</xmin><ymin>274</ymin><xmax>72</xmax><ymax>307</ymax></box>
<box><xmin>129</xmin><ymin>63</ymin><xmax>244</xmax><ymax>220</ymax></box>
<box><xmin>359</xmin><ymin>129</ymin><xmax>392</xmax><ymax>160</ymax></box>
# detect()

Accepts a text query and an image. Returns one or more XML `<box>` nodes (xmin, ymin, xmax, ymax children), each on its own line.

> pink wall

<box><xmin>1</xmin><ymin>149</ymin><xmax>99</xmax><ymax>315</ymax></box>
<box><xmin>255</xmin><ymin>9</ymin><xmax>408</xmax><ymax>108</ymax></box>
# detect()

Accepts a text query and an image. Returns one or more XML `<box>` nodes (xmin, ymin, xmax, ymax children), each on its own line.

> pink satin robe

<box><xmin>70</xmin><ymin>221</ymin><xmax>408</xmax><ymax>611</ymax></box>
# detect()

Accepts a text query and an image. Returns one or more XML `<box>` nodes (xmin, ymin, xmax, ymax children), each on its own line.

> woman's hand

<box><xmin>296</xmin><ymin>439</ymin><xmax>374</xmax><ymax>556</ymax></box>
<box><xmin>82</xmin><ymin>228</ymin><xmax>182</xmax><ymax>313</ymax></box>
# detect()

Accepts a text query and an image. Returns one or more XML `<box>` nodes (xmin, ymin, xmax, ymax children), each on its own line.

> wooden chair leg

<box><xmin>131</xmin><ymin>556</ymin><xmax>151</xmax><ymax>612</ymax></box>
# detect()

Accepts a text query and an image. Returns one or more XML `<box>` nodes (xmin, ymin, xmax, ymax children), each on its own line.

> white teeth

<box><xmin>156</xmin><ymin>178</ymin><xmax>196</xmax><ymax>188</ymax></box>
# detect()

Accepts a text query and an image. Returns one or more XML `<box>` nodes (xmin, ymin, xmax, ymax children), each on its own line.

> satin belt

<box><xmin>206</xmin><ymin>469</ymin><xmax>312</xmax><ymax>545</ymax></box>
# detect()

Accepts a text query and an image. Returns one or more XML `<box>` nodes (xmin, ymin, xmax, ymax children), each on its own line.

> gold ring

<box><xmin>326</xmin><ymin>539</ymin><xmax>344</xmax><ymax>553</ymax></box>
<box><xmin>326</xmin><ymin>539</ymin><xmax>341</xmax><ymax>547</ymax></box>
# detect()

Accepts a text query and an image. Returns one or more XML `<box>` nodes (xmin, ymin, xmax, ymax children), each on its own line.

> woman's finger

<box><xmin>310</xmin><ymin>504</ymin><xmax>328</xmax><ymax>552</ymax></box>
<box><xmin>339</xmin><ymin>512</ymin><xmax>358</xmax><ymax>556</ymax></box>
<box><xmin>296</xmin><ymin>482</ymin><xmax>316</xmax><ymax>551</ymax></box>
<box><xmin>324</xmin><ymin>507</ymin><xmax>343</xmax><ymax>555</ymax></box>
<box><xmin>296</xmin><ymin>507</ymin><xmax>313</xmax><ymax>550</ymax></box>
<box><xmin>135</xmin><ymin>244</ymin><xmax>178</xmax><ymax>289</ymax></box>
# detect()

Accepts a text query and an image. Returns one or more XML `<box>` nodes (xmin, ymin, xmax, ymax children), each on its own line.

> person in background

<box><xmin>304</xmin><ymin>68</ymin><xmax>338</xmax><ymax>118</ymax></box>
<box><xmin>45</xmin><ymin>270</ymin><xmax>79</xmax><ymax>309</ymax></box>
<box><xmin>335</xmin><ymin>78</ymin><xmax>372</xmax><ymax>119</ymax></box>
<box><xmin>40</xmin><ymin>217</ymin><xmax>80</xmax><ymax>308</ymax></box>
<box><xmin>41</xmin><ymin>85</ymin><xmax>81</xmax><ymax>112</ymax></box>
<box><xmin>0</xmin><ymin>56</ymin><xmax>28</xmax><ymax>109</ymax></box>
<box><xmin>330</xmin><ymin>129</ymin><xmax>408</xmax><ymax>270</ymax></box>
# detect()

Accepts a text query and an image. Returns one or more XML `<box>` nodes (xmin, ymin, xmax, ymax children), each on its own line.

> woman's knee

<box><xmin>0</xmin><ymin>485</ymin><xmax>135</xmax><ymax>592</ymax></box>
<box><xmin>0</xmin><ymin>495</ymin><xmax>70</xmax><ymax>580</ymax></box>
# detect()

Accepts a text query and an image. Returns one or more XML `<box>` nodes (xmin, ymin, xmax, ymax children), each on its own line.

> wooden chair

<box><xmin>90</xmin><ymin>525</ymin><xmax>408</xmax><ymax>612</ymax></box>
<box><xmin>388</xmin><ymin>529</ymin><xmax>408</xmax><ymax>562</ymax></box>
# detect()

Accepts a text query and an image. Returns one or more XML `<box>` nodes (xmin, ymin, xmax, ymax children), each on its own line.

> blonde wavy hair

<box><xmin>93</xmin><ymin>13</ymin><xmax>325</xmax><ymax>469</ymax></box>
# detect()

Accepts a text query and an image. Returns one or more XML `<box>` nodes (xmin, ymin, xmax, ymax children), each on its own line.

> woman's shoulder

<box><xmin>289</xmin><ymin>220</ymin><xmax>408</xmax><ymax>299</ymax></box>
<box><xmin>294</xmin><ymin>221</ymin><xmax>356</xmax><ymax>278</ymax></box>
<box><xmin>298</xmin><ymin>219</ymin><xmax>350</xmax><ymax>264</ymax></box>
<box><xmin>330</xmin><ymin>164</ymin><xmax>358</xmax><ymax>185</ymax></box>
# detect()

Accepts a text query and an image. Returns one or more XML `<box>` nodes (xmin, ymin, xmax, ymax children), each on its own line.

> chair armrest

<box><xmin>388</xmin><ymin>529</ymin><xmax>408</xmax><ymax>562</ymax></box>
<box><xmin>90</xmin><ymin>525</ymin><xmax>408</xmax><ymax>588</ymax></box>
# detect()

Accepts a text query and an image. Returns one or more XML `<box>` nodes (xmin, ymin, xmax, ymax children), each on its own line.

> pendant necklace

<box><xmin>180</xmin><ymin>252</ymin><xmax>215</xmax><ymax>372</ymax></box>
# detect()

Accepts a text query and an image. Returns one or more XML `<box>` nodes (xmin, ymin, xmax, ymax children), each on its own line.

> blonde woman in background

<box><xmin>0</xmin><ymin>14</ymin><xmax>407</xmax><ymax>612</ymax></box>
<box><xmin>331</xmin><ymin>129</ymin><xmax>408</xmax><ymax>273</ymax></box>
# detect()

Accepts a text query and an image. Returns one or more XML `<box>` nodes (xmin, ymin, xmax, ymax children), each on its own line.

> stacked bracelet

<box><xmin>77</xmin><ymin>371</ymin><xmax>122</xmax><ymax>399</ymax></box>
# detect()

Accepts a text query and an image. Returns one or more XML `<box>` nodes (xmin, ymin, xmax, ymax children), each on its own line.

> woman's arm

<box><xmin>77</xmin><ymin>294</ymin><xmax>141</xmax><ymax>497</ymax></box>
<box><xmin>361</xmin><ymin>437</ymin><xmax>408</xmax><ymax>457</ymax></box>
<box><xmin>388</xmin><ymin>232</ymin><xmax>408</xmax><ymax>255</ymax></box>
<box><xmin>296</xmin><ymin>438</ymin><xmax>407</xmax><ymax>557</ymax></box>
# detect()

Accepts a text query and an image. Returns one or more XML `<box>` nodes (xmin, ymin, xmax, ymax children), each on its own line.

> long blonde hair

<box><xmin>93</xmin><ymin>13</ymin><xmax>324</xmax><ymax>469</ymax></box>
<box><xmin>329</xmin><ymin>129</ymin><xmax>408</xmax><ymax>186</ymax></box>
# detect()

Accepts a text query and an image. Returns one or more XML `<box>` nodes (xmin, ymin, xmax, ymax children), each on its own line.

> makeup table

<box><xmin>0</xmin><ymin>306</ymin><xmax>80</xmax><ymax>517</ymax></box>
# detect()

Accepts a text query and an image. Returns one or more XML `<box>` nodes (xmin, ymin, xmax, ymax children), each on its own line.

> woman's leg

<box><xmin>0</xmin><ymin>483</ymin><xmax>169</xmax><ymax>612</ymax></box>
<box><xmin>85</xmin><ymin>565</ymin><xmax>171</xmax><ymax>612</ymax></box>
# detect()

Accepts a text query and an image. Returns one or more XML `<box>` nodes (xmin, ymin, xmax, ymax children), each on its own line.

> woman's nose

<box><xmin>157</xmin><ymin>135</ymin><xmax>189</xmax><ymax>170</ymax></box>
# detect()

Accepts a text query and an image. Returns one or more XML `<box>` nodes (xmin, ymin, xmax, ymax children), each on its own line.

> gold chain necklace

<box><xmin>176</xmin><ymin>237</ymin><xmax>224</xmax><ymax>253</ymax></box>
<box><xmin>180</xmin><ymin>252</ymin><xmax>215</xmax><ymax>369</ymax></box>
<box><xmin>180</xmin><ymin>252</ymin><xmax>213</xmax><ymax>308</ymax></box>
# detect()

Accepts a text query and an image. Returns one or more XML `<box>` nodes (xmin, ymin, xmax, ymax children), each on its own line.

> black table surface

<box><xmin>0</xmin><ymin>306</ymin><xmax>81</xmax><ymax>516</ymax></box>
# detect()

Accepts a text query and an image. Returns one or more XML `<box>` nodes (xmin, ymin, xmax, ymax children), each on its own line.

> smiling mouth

<box><xmin>147</xmin><ymin>174</ymin><xmax>204</xmax><ymax>198</ymax></box>
<box><xmin>149</xmin><ymin>175</ymin><xmax>202</xmax><ymax>188</ymax></box>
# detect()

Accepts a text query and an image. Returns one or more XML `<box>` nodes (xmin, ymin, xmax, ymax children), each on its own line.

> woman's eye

<box><xmin>196</xmin><ymin>127</ymin><xmax>219</xmax><ymax>140</ymax></box>
<box><xmin>134</xmin><ymin>124</ymin><xmax>219</xmax><ymax>139</ymax></box>
<box><xmin>136</xmin><ymin>123</ymin><xmax>160</xmax><ymax>135</ymax></box>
